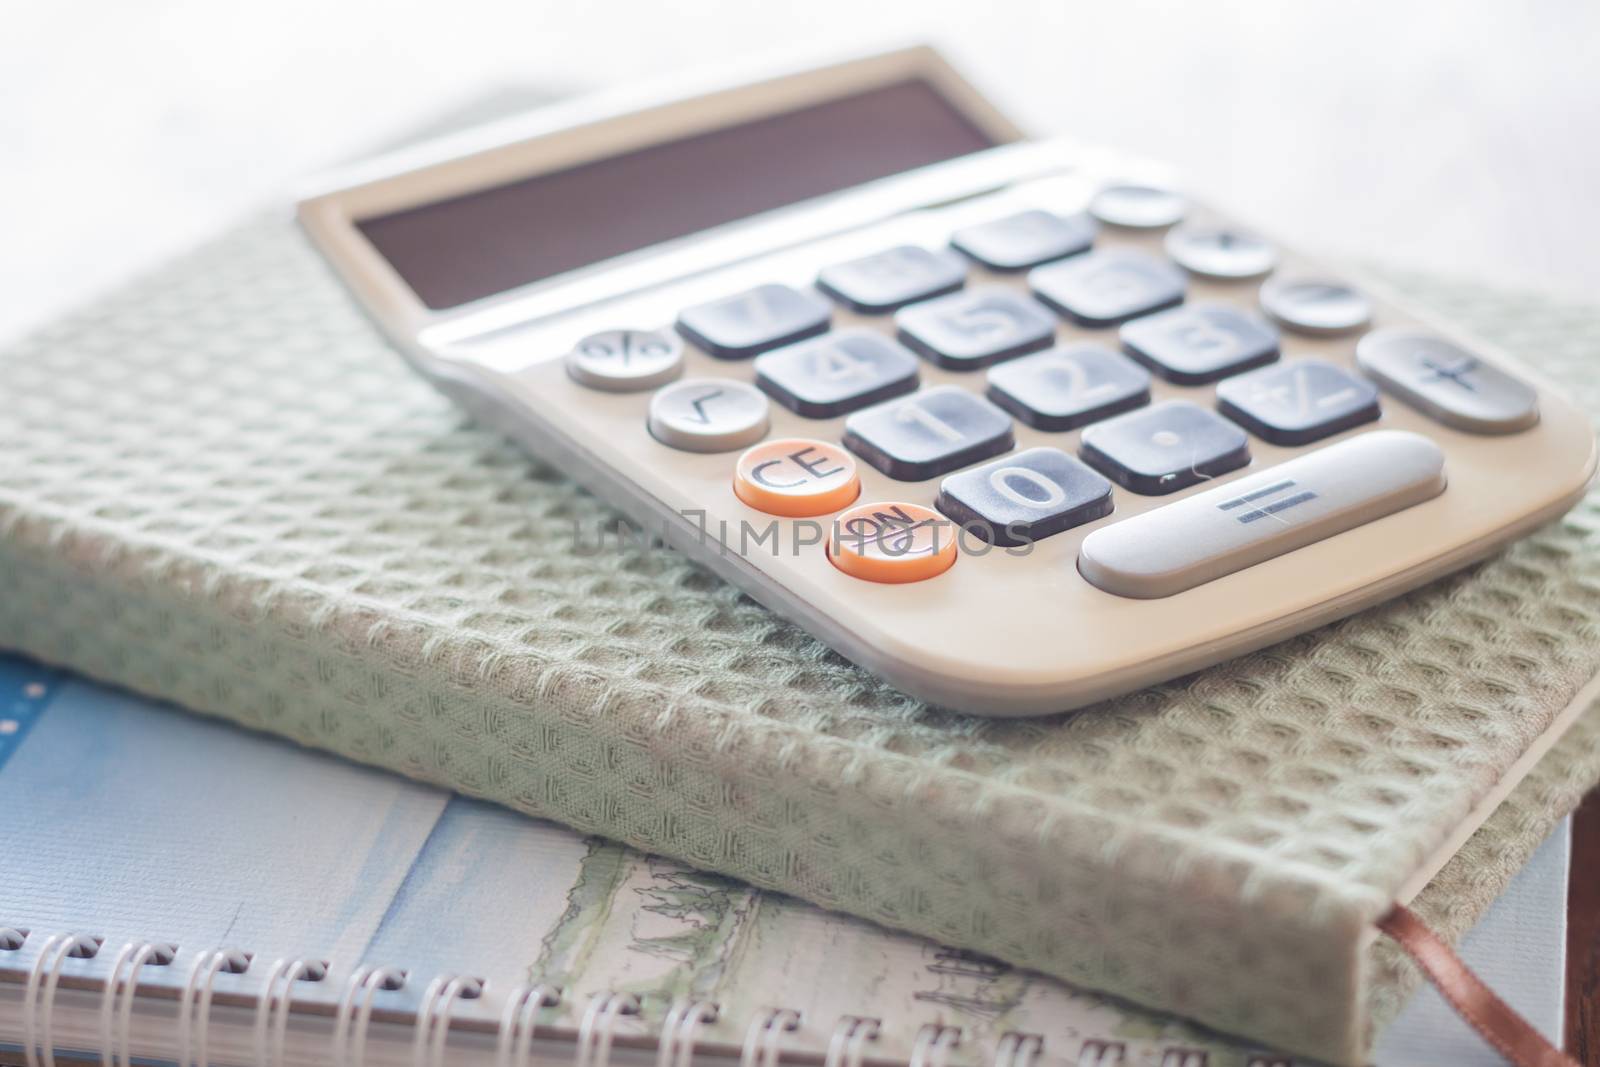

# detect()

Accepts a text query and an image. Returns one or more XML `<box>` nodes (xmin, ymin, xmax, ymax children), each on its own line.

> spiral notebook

<box><xmin>0</xmin><ymin>654</ymin><xmax>1569</xmax><ymax>1067</ymax></box>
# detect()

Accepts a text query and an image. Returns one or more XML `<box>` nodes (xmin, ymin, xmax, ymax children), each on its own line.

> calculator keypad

<box><xmin>985</xmin><ymin>344</ymin><xmax>1150</xmax><ymax>431</ymax></box>
<box><xmin>895</xmin><ymin>287</ymin><xmax>1056</xmax><ymax>370</ymax></box>
<box><xmin>575</xmin><ymin>183</ymin><xmax>1553</xmax><ymax>609</ymax></box>
<box><xmin>937</xmin><ymin>448</ymin><xmax>1113</xmax><ymax>546</ymax></box>
<box><xmin>648</xmin><ymin>378</ymin><xmax>771</xmax><ymax>452</ymax></box>
<box><xmin>1120</xmin><ymin>304</ymin><xmax>1280</xmax><ymax>385</ymax></box>
<box><xmin>1080</xmin><ymin>400</ymin><xmax>1250</xmax><ymax>495</ymax></box>
<box><xmin>1029</xmin><ymin>249</ymin><xmax>1186</xmax><ymax>328</ymax></box>
<box><xmin>843</xmin><ymin>386</ymin><xmax>1015</xmax><ymax>481</ymax></box>
<box><xmin>950</xmin><ymin>210</ymin><xmax>1096</xmax><ymax>271</ymax></box>
<box><xmin>816</xmin><ymin>245</ymin><xmax>966</xmax><ymax>313</ymax></box>
<box><xmin>1216</xmin><ymin>359</ymin><xmax>1380</xmax><ymax>445</ymax></box>
<box><xmin>754</xmin><ymin>330</ymin><xmax>920</xmax><ymax>418</ymax></box>
<box><xmin>677</xmin><ymin>283</ymin><xmax>831</xmax><ymax>359</ymax></box>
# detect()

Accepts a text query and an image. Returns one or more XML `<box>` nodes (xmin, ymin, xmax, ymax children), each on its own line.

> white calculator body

<box><xmin>298</xmin><ymin>45</ymin><xmax>1596</xmax><ymax>717</ymax></box>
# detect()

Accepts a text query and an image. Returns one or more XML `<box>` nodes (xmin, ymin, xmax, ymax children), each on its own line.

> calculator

<box><xmin>298</xmin><ymin>45</ymin><xmax>1596</xmax><ymax>717</ymax></box>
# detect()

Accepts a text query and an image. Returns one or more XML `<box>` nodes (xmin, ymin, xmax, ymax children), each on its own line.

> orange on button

<box><xmin>827</xmin><ymin>501</ymin><xmax>958</xmax><ymax>584</ymax></box>
<box><xmin>734</xmin><ymin>438</ymin><xmax>861</xmax><ymax>517</ymax></box>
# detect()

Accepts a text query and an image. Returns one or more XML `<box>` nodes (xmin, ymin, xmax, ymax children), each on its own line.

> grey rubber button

<box><xmin>648</xmin><ymin>378</ymin><xmax>770</xmax><ymax>453</ymax></box>
<box><xmin>1356</xmin><ymin>329</ymin><xmax>1539</xmax><ymax>434</ymax></box>
<box><xmin>1078</xmin><ymin>430</ymin><xmax>1447</xmax><ymax>598</ymax></box>
<box><xmin>1165</xmin><ymin>226</ymin><xmax>1277</xmax><ymax>280</ymax></box>
<box><xmin>1088</xmin><ymin>184</ymin><xmax>1185</xmax><ymax>229</ymax></box>
<box><xmin>1259</xmin><ymin>277</ymin><xmax>1372</xmax><ymax>336</ymax></box>
<box><xmin>950</xmin><ymin>209</ymin><xmax>1097</xmax><ymax>271</ymax></box>
<box><xmin>566</xmin><ymin>329</ymin><xmax>684</xmax><ymax>392</ymax></box>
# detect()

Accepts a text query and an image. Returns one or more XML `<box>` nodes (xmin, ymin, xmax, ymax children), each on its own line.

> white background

<box><xmin>4</xmin><ymin>1</ymin><xmax>1597</xmax><ymax>344</ymax></box>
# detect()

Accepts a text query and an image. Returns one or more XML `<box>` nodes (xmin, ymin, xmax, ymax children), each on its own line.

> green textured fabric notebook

<box><xmin>3</xmin><ymin>218</ymin><xmax>1599</xmax><ymax>1065</ymax></box>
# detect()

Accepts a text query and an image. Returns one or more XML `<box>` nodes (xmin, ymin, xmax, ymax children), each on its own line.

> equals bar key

<box><xmin>1078</xmin><ymin>431</ymin><xmax>1446</xmax><ymax>598</ymax></box>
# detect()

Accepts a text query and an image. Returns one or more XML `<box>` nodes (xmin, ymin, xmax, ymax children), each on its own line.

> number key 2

<box><xmin>985</xmin><ymin>344</ymin><xmax>1151</xmax><ymax>431</ymax></box>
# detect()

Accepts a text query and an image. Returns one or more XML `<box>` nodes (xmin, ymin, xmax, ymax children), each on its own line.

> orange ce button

<box><xmin>734</xmin><ymin>439</ymin><xmax>862</xmax><ymax>517</ymax></box>
<box><xmin>828</xmin><ymin>501</ymin><xmax>957</xmax><ymax>583</ymax></box>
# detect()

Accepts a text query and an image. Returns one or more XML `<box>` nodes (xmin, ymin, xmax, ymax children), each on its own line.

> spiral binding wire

<box><xmin>576</xmin><ymin>992</ymin><xmax>641</xmax><ymax>1067</ymax></box>
<box><xmin>656</xmin><ymin>1000</ymin><xmax>719</xmax><ymax>1067</ymax></box>
<box><xmin>100</xmin><ymin>941</ymin><xmax>176</xmax><ymax>1067</ymax></box>
<box><xmin>253</xmin><ymin>958</ymin><xmax>327</xmax><ymax>1067</ymax></box>
<box><xmin>991</xmin><ymin>1032</ymin><xmax>1043</xmax><ymax>1067</ymax></box>
<box><xmin>1073</xmin><ymin>1041</ymin><xmax>1125</xmax><ymax>1067</ymax></box>
<box><xmin>495</xmin><ymin>982</ymin><xmax>563</xmax><ymax>1067</ymax></box>
<box><xmin>333</xmin><ymin>966</ymin><xmax>408</xmax><ymax>1067</ymax></box>
<box><xmin>22</xmin><ymin>932</ymin><xmax>102</xmax><ymax>1067</ymax></box>
<box><xmin>0</xmin><ymin>925</ymin><xmax>1179</xmax><ymax>1067</ymax></box>
<box><xmin>909</xmin><ymin>1025</ymin><xmax>961</xmax><ymax>1067</ymax></box>
<box><xmin>413</xmin><ymin>974</ymin><xmax>484</xmax><ymax>1067</ymax></box>
<box><xmin>739</xmin><ymin>1007</ymin><xmax>801</xmax><ymax>1067</ymax></box>
<box><xmin>178</xmin><ymin>948</ymin><xmax>251</xmax><ymax>1067</ymax></box>
<box><xmin>824</xmin><ymin>1016</ymin><xmax>882</xmax><ymax>1067</ymax></box>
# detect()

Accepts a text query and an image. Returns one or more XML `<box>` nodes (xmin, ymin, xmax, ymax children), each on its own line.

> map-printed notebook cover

<box><xmin>0</xmin><ymin>655</ymin><xmax>1573</xmax><ymax>1067</ymax></box>
<box><xmin>2</xmin><ymin>211</ymin><xmax>1600</xmax><ymax>1063</ymax></box>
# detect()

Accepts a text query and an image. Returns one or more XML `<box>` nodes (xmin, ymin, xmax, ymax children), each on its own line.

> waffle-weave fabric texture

<box><xmin>2</xmin><ymin>220</ymin><xmax>1598</xmax><ymax>1064</ymax></box>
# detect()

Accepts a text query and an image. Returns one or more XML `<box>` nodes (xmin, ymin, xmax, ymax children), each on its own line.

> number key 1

<box><xmin>843</xmin><ymin>386</ymin><xmax>1014</xmax><ymax>481</ymax></box>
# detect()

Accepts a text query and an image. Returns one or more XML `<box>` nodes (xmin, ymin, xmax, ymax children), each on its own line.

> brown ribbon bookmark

<box><xmin>1378</xmin><ymin>903</ymin><xmax>1577</xmax><ymax>1067</ymax></box>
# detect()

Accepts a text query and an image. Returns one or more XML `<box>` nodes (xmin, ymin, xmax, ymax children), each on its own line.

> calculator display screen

<box><xmin>357</xmin><ymin>79</ymin><xmax>998</xmax><ymax>310</ymax></box>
